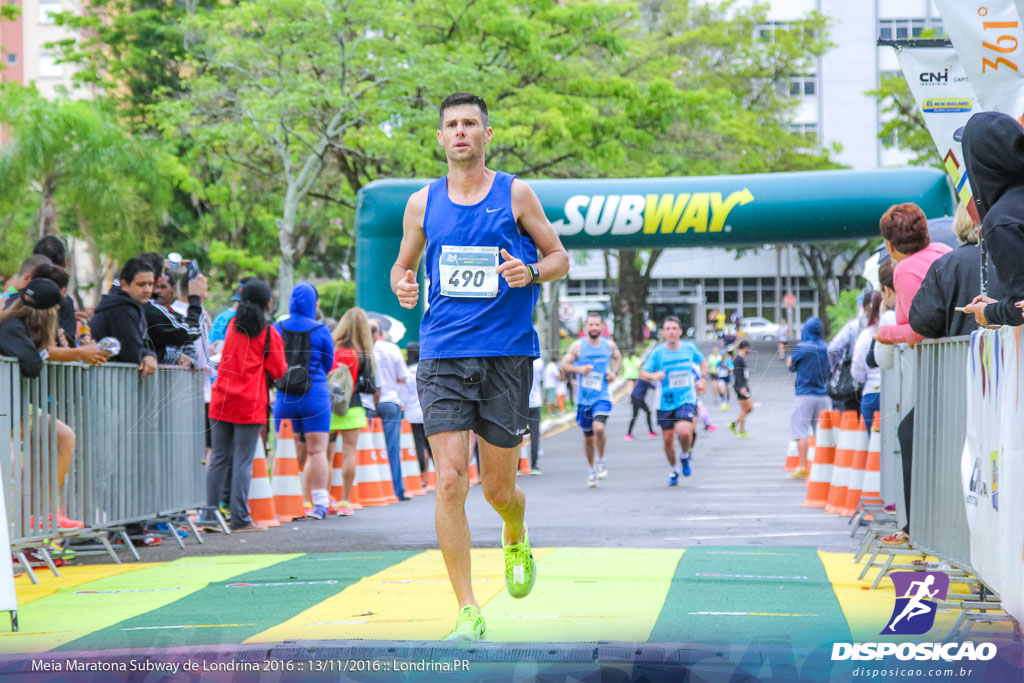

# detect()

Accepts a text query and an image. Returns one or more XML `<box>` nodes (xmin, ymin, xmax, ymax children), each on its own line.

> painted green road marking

<box><xmin>649</xmin><ymin>546</ymin><xmax>850</xmax><ymax>648</ymax></box>
<box><xmin>2</xmin><ymin>555</ymin><xmax>297</xmax><ymax>655</ymax></box>
<box><xmin>60</xmin><ymin>551</ymin><xmax>416</xmax><ymax>651</ymax></box>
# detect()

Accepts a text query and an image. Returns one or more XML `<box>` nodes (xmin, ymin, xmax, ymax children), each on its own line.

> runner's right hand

<box><xmin>396</xmin><ymin>270</ymin><xmax>419</xmax><ymax>309</ymax></box>
<box><xmin>652</xmin><ymin>370</ymin><xmax>666</xmax><ymax>381</ymax></box>
<box><xmin>579</xmin><ymin>364</ymin><xmax>593</xmax><ymax>375</ymax></box>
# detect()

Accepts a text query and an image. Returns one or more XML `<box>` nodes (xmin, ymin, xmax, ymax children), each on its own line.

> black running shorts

<box><xmin>416</xmin><ymin>356</ymin><xmax>533</xmax><ymax>448</ymax></box>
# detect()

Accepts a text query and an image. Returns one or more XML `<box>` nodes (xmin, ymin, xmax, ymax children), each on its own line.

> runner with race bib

<box><xmin>640</xmin><ymin>316</ymin><xmax>709</xmax><ymax>485</ymax></box>
<box><xmin>560</xmin><ymin>312</ymin><xmax>622</xmax><ymax>488</ymax></box>
<box><xmin>391</xmin><ymin>92</ymin><xmax>569</xmax><ymax>642</ymax></box>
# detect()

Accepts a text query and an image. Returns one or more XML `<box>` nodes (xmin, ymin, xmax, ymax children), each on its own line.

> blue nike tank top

<box><xmin>420</xmin><ymin>171</ymin><xmax>539</xmax><ymax>359</ymax></box>
<box><xmin>575</xmin><ymin>337</ymin><xmax>612</xmax><ymax>405</ymax></box>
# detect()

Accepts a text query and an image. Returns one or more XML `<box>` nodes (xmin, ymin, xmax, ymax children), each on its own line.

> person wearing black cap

<box><xmin>0</xmin><ymin>275</ymin><xmax>84</xmax><ymax>531</ymax></box>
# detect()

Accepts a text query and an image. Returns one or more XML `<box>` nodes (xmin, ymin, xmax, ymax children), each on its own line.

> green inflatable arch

<box><xmin>356</xmin><ymin>168</ymin><xmax>953</xmax><ymax>342</ymax></box>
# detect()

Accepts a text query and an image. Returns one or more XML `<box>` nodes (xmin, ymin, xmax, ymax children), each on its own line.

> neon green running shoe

<box><xmin>738</xmin><ymin>431</ymin><xmax>752</xmax><ymax>439</ymax></box>
<box><xmin>502</xmin><ymin>523</ymin><xmax>536</xmax><ymax>599</ymax></box>
<box><xmin>443</xmin><ymin>605</ymin><xmax>486</xmax><ymax>642</ymax></box>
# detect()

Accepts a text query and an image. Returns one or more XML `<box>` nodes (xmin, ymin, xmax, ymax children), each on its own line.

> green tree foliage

<box><xmin>867</xmin><ymin>70</ymin><xmax>940</xmax><ymax>167</ymax></box>
<box><xmin>0</xmin><ymin>84</ymin><xmax>183</xmax><ymax>297</ymax></box>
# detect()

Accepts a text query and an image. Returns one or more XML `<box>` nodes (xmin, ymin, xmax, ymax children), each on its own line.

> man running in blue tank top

<box><xmin>560</xmin><ymin>312</ymin><xmax>622</xmax><ymax>488</ymax></box>
<box><xmin>640</xmin><ymin>316</ymin><xmax>710</xmax><ymax>485</ymax></box>
<box><xmin>392</xmin><ymin>93</ymin><xmax>569</xmax><ymax>642</ymax></box>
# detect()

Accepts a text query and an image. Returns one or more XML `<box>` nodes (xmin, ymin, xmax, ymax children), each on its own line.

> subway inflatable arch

<box><xmin>356</xmin><ymin>168</ymin><xmax>953</xmax><ymax>342</ymax></box>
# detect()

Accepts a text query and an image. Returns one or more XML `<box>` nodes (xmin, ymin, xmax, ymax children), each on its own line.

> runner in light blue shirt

<box><xmin>641</xmin><ymin>316</ymin><xmax>709</xmax><ymax>485</ymax></box>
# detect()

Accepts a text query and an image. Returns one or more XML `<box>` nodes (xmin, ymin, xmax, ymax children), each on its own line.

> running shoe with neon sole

<box><xmin>720</xmin><ymin>402</ymin><xmax>729</xmax><ymax>411</ymax></box>
<box><xmin>444</xmin><ymin>605</ymin><xmax>487</xmax><ymax>642</ymax></box>
<box><xmin>336</xmin><ymin>501</ymin><xmax>354</xmax><ymax>517</ymax></box>
<box><xmin>729</xmin><ymin>421</ymin><xmax>737</xmax><ymax>435</ymax></box>
<box><xmin>738</xmin><ymin>431</ymin><xmax>752</xmax><ymax>439</ymax></box>
<box><xmin>502</xmin><ymin>523</ymin><xmax>536</xmax><ymax>599</ymax></box>
<box><xmin>648</xmin><ymin>432</ymin><xmax>658</xmax><ymax>439</ymax></box>
<box><xmin>624</xmin><ymin>434</ymin><xmax>636</xmax><ymax>441</ymax></box>
<box><xmin>587</xmin><ymin>472</ymin><xmax>597</xmax><ymax>488</ymax></box>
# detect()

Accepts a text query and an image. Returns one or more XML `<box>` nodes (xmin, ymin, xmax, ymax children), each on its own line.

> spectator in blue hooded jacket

<box><xmin>274</xmin><ymin>282</ymin><xmax>335</xmax><ymax>520</ymax></box>
<box><xmin>786</xmin><ymin>317</ymin><xmax>830</xmax><ymax>477</ymax></box>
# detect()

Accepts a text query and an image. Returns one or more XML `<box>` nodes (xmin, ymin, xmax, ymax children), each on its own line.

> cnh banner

<box><xmin>933</xmin><ymin>0</ymin><xmax>1024</xmax><ymax>119</ymax></box>
<box><xmin>895</xmin><ymin>46</ymin><xmax>979</xmax><ymax>220</ymax></box>
<box><xmin>962</xmin><ymin>326</ymin><xmax>1024</xmax><ymax>625</ymax></box>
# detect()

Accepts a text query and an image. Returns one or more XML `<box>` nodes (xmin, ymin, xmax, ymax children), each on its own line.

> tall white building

<box><xmin>0</xmin><ymin>1</ymin><xmax>85</xmax><ymax>99</ymax></box>
<box><xmin>565</xmin><ymin>1</ymin><xmax>945</xmax><ymax>335</ymax></box>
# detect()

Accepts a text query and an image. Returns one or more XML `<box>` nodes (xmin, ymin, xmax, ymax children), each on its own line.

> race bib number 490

<box><xmin>668</xmin><ymin>370</ymin><xmax>692</xmax><ymax>389</ymax></box>
<box><xmin>439</xmin><ymin>245</ymin><xmax>499</xmax><ymax>298</ymax></box>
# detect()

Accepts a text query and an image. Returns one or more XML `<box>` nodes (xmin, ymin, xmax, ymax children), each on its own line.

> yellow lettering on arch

<box><xmin>644</xmin><ymin>194</ymin><xmax>689</xmax><ymax>234</ymax></box>
<box><xmin>709</xmin><ymin>188</ymin><xmax>755</xmax><ymax>232</ymax></box>
<box><xmin>676</xmin><ymin>192</ymin><xmax>710</xmax><ymax>233</ymax></box>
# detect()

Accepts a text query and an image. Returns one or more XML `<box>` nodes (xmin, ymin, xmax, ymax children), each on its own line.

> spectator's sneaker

<box><xmin>587</xmin><ymin>472</ymin><xmax>598</xmax><ymax>488</ymax></box>
<box><xmin>218</xmin><ymin>502</ymin><xmax>231</xmax><ymax>521</ymax></box>
<box><xmin>443</xmin><ymin>605</ymin><xmax>486</xmax><ymax>642</ymax></box>
<box><xmin>648</xmin><ymin>432</ymin><xmax>659</xmax><ymax>439</ymax></box>
<box><xmin>624</xmin><ymin>434</ymin><xmax>636</xmax><ymax>441</ymax></box>
<box><xmin>502</xmin><ymin>523</ymin><xmax>536</xmax><ymax>599</ymax></box>
<box><xmin>682</xmin><ymin>459</ymin><xmax>692</xmax><ymax>477</ymax></box>
<box><xmin>131</xmin><ymin>533</ymin><xmax>163</xmax><ymax>547</ymax></box>
<box><xmin>306</xmin><ymin>505</ymin><xmax>328</xmax><ymax>520</ymax></box>
<box><xmin>787</xmin><ymin>469</ymin><xmax>809</xmax><ymax>479</ymax></box>
<box><xmin>530</xmin><ymin>468</ymin><xmax>543</xmax><ymax>476</ymax></box>
<box><xmin>336</xmin><ymin>501</ymin><xmax>354</xmax><ymax>517</ymax></box>
<box><xmin>880</xmin><ymin>531</ymin><xmax>909</xmax><ymax>546</ymax></box>
<box><xmin>669</xmin><ymin>472</ymin><xmax>680</xmax><ymax>486</ymax></box>
<box><xmin>883</xmin><ymin>504</ymin><xmax>896</xmax><ymax>513</ymax></box>
<box><xmin>15</xmin><ymin>549</ymin><xmax>65</xmax><ymax>569</ymax></box>
<box><xmin>705</xmin><ymin>424</ymin><xmax>718</xmax><ymax>432</ymax></box>
<box><xmin>56</xmin><ymin>513</ymin><xmax>84</xmax><ymax>531</ymax></box>
<box><xmin>597</xmin><ymin>462</ymin><xmax>608</xmax><ymax>479</ymax></box>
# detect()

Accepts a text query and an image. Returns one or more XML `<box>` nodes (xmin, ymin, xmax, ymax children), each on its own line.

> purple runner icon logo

<box><xmin>882</xmin><ymin>571</ymin><xmax>950</xmax><ymax>635</ymax></box>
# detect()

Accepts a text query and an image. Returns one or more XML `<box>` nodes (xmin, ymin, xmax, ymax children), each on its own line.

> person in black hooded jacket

<box><xmin>89</xmin><ymin>258</ymin><xmax>159</xmax><ymax>376</ymax></box>
<box><xmin>961</xmin><ymin>111</ymin><xmax>1024</xmax><ymax>327</ymax></box>
<box><xmin>909</xmin><ymin>201</ymin><xmax>1004</xmax><ymax>338</ymax></box>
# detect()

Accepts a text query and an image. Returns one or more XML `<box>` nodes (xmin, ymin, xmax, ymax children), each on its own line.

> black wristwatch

<box><xmin>527</xmin><ymin>263</ymin><xmax>540</xmax><ymax>283</ymax></box>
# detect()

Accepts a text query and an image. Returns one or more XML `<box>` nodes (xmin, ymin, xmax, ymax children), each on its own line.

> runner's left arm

<box><xmin>499</xmin><ymin>179</ymin><xmax>569</xmax><ymax>287</ymax></box>
<box><xmin>607</xmin><ymin>341</ymin><xmax>623</xmax><ymax>381</ymax></box>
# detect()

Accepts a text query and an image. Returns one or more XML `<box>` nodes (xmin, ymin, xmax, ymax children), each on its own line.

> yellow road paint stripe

<box><xmin>123</xmin><ymin>624</ymin><xmax>258</xmax><ymax>631</ymax></box>
<box><xmin>15</xmin><ymin>563</ymin><xmax>160</xmax><ymax>606</ymax></box>
<box><xmin>244</xmin><ymin>548</ymin><xmax>556</xmax><ymax>643</ymax></box>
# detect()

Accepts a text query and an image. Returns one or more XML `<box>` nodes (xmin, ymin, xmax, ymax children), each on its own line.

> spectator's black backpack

<box><xmin>276</xmin><ymin>328</ymin><xmax>315</xmax><ymax>396</ymax></box>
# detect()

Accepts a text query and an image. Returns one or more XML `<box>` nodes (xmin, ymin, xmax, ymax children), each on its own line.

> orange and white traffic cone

<box><xmin>329</xmin><ymin>432</ymin><xmax>345</xmax><ymax>507</ymax></box>
<box><xmin>860</xmin><ymin>411</ymin><xmax>882</xmax><ymax>507</ymax></box>
<box><xmin>248</xmin><ymin>436</ymin><xmax>280</xmax><ymax>527</ymax></box>
<box><xmin>519</xmin><ymin>440</ymin><xmax>533</xmax><ymax>475</ymax></box>
<box><xmin>784</xmin><ymin>439</ymin><xmax>799</xmax><ymax>472</ymax></box>
<box><xmin>841</xmin><ymin>414</ymin><xmax>871</xmax><ymax>516</ymax></box>
<box><xmin>354</xmin><ymin>420</ymin><xmax>388</xmax><ymax>507</ymax></box>
<box><xmin>400</xmin><ymin>421</ymin><xmax>426</xmax><ymax>496</ymax></box>
<box><xmin>803</xmin><ymin>410</ymin><xmax>835</xmax><ymax>508</ymax></box>
<box><xmin>468</xmin><ymin>452</ymin><xmax>480</xmax><ymax>486</ymax></box>
<box><xmin>369</xmin><ymin>418</ymin><xmax>399</xmax><ymax>504</ymax></box>
<box><xmin>271</xmin><ymin>419</ymin><xmax>305</xmax><ymax>522</ymax></box>
<box><xmin>825</xmin><ymin>410</ymin><xmax>858</xmax><ymax>514</ymax></box>
<box><xmin>424</xmin><ymin>458</ymin><xmax>436</xmax><ymax>491</ymax></box>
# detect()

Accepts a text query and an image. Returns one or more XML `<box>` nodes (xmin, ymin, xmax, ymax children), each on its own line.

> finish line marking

<box><xmin>123</xmin><ymin>623</ymin><xmax>258</xmax><ymax>631</ymax></box>
<box><xmin>76</xmin><ymin>588</ymin><xmax>184</xmax><ymax>594</ymax></box>
<box><xmin>227</xmin><ymin>580</ymin><xmax>338</xmax><ymax>588</ymax></box>
<box><xmin>695</xmin><ymin>572</ymin><xmax>808</xmax><ymax>581</ymax></box>
<box><xmin>688</xmin><ymin>611</ymin><xmax>819</xmax><ymax>617</ymax></box>
<box><xmin>664</xmin><ymin>531</ymin><xmax>850</xmax><ymax>541</ymax></box>
<box><xmin>677</xmin><ymin>514</ymin><xmax>825</xmax><ymax>521</ymax></box>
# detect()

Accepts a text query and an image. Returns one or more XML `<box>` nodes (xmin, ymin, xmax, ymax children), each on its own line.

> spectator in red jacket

<box><xmin>206</xmin><ymin>279</ymin><xmax>286</xmax><ymax>532</ymax></box>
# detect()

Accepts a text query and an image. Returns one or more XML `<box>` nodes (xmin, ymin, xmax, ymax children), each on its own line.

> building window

<box><xmin>38</xmin><ymin>54</ymin><xmax>63</xmax><ymax>78</ymax></box>
<box><xmin>879</xmin><ymin>18</ymin><xmax>945</xmax><ymax>41</ymax></box>
<box><xmin>5</xmin><ymin>53</ymin><xmax>15</xmax><ymax>66</ymax></box>
<box><xmin>39</xmin><ymin>1</ymin><xmax>61</xmax><ymax>24</ymax></box>
<box><xmin>780</xmin><ymin>75</ymin><xmax>817</xmax><ymax>97</ymax></box>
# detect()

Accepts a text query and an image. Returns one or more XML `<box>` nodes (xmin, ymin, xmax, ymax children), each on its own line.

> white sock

<box><xmin>672</xmin><ymin>464</ymin><xmax>681</xmax><ymax>475</ymax></box>
<box><xmin>312</xmin><ymin>489</ymin><xmax>329</xmax><ymax>507</ymax></box>
<box><xmin>683</xmin><ymin>452</ymin><xmax>691</xmax><ymax>461</ymax></box>
<box><xmin>596</xmin><ymin>456</ymin><xmax>605</xmax><ymax>465</ymax></box>
<box><xmin>589</xmin><ymin>465</ymin><xmax>597</xmax><ymax>474</ymax></box>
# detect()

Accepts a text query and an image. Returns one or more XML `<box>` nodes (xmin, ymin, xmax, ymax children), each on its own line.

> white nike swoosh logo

<box><xmin>485</xmin><ymin>207</ymin><xmax>500</xmax><ymax>213</ymax></box>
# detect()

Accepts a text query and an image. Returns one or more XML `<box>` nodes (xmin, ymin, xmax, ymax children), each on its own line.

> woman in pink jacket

<box><xmin>873</xmin><ymin>202</ymin><xmax>951</xmax><ymax>545</ymax></box>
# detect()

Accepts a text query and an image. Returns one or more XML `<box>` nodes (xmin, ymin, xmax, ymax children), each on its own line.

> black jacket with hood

<box><xmin>908</xmin><ymin>243</ymin><xmax>1004</xmax><ymax>338</ymax></box>
<box><xmin>0</xmin><ymin>317</ymin><xmax>45</xmax><ymax>378</ymax></box>
<box><xmin>89</xmin><ymin>286</ymin><xmax>156</xmax><ymax>364</ymax></box>
<box><xmin>961</xmin><ymin>111</ymin><xmax>1024</xmax><ymax>327</ymax></box>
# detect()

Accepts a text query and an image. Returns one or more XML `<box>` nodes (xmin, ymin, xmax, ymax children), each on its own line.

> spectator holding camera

<box><xmin>147</xmin><ymin>268</ymin><xmax>206</xmax><ymax>364</ymax></box>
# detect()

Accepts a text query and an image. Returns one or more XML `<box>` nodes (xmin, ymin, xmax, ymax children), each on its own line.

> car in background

<box><xmin>739</xmin><ymin>317</ymin><xmax>779</xmax><ymax>340</ymax></box>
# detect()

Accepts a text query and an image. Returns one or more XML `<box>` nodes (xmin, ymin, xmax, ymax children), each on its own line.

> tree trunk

<box><xmin>37</xmin><ymin>177</ymin><xmax>59</xmax><ymax>238</ymax></box>
<box><xmin>76</xmin><ymin>210</ymin><xmax>106</xmax><ymax>308</ymax></box>
<box><xmin>276</xmin><ymin>184</ymin><xmax>299</xmax><ymax>315</ymax></box>
<box><xmin>612</xmin><ymin>249</ymin><xmax>661</xmax><ymax>352</ymax></box>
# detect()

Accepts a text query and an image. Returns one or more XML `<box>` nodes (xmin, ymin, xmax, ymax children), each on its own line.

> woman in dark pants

<box><xmin>206</xmin><ymin>280</ymin><xmax>286</xmax><ymax>532</ymax></box>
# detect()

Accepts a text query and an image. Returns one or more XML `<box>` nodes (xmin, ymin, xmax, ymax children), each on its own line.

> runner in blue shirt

<box><xmin>640</xmin><ymin>316</ymin><xmax>709</xmax><ymax>485</ymax></box>
<box><xmin>560</xmin><ymin>312</ymin><xmax>622</xmax><ymax>488</ymax></box>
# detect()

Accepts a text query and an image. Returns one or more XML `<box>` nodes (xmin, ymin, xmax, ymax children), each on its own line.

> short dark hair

<box><xmin>439</xmin><ymin>92</ymin><xmax>488</xmax><ymax>128</ymax></box>
<box><xmin>879</xmin><ymin>203</ymin><xmax>930</xmax><ymax>255</ymax></box>
<box><xmin>878</xmin><ymin>259</ymin><xmax>896</xmax><ymax>290</ymax></box>
<box><xmin>738</xmin><ymin>340</ymin><xmax>750</xmax><ymax>350</ymax></box>
<box><xmin>586</xmin><ymin>311</ymin><xmax>603</xmax><ymax>321</ymax></box>
<box><xmin>33</xmin><ymin>236</ymin><xmax>67</xmax><ymax>266</ymax></box>
<box><xmin>663</xmin><ymin>316</ymin><xmax>682</xmax><ymax>328</ymax></box>
<box><xmin>30</xmin><ymin>263</ymin><xmax>69</xmax><ymax>290</ymax></box>
<box><xmin>120</xmin><ymin>257</ymin><xmax>156</xmax><ymax>285</ymax></box>
<box><xmin>138</xmin><ymin>252</ymin><xmax>166</xmax><ymax>279</ymax></box>
<box><xmin>20</xmin><ymin>254</ymin><xmax>51</xmax><ymax>276</ymax></box>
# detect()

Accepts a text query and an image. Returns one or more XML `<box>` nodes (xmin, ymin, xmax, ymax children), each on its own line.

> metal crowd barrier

<box><xmin>0</xmin><ymin>359</ymin><xmax>206</xmax><ymax>552</ymax></box>
<box><xmin>909</xmin><ymin>337</ymin><xmax>972</xmax><ymax>570</ymax></box>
